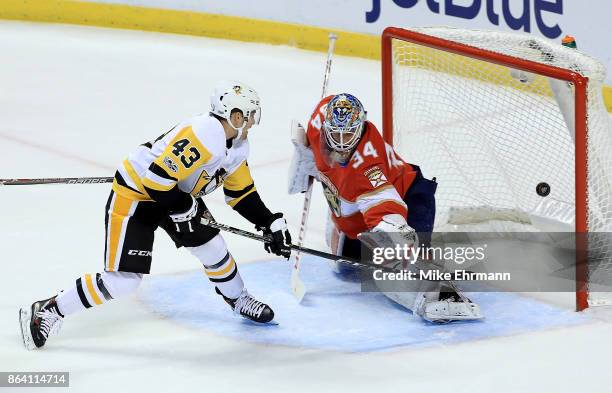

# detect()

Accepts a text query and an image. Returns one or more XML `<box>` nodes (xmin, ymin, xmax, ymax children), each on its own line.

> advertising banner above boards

<box><xmin>2</xmin><ymin>0</ymin><xmax>611</xmax><ymax>106</ymax></box>
<box><xmin>77</xmin><ymin>0</ymin><xmax>610</xmax><ymax>81</ymax></box>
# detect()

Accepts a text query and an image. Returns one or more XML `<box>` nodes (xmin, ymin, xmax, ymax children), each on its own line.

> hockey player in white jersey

<box><xmin>19</xmin><ymin>81</ymin><xmax>292</xmax><ymax>350</ymax></box>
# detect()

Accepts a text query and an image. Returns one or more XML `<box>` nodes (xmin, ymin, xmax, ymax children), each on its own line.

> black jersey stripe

<box><xmin>149</xmin><ymin>162</ymin><xmax>178</xmax><ymax>182</ymax></box>
<box><xmin>232</xmin><ymin>191</ymin><xmax>273</xmax><ymax>227</ymax></box>
<box><xmin>223</xmin><ymin>183</ymin><xmax>254</xmax><ymax>198</ymax></box>
<box><xmin>114</xmin><ymin>171</ymin><xmax>143</xmax><ymax>195</ymax></box>
<box><xmin>76</xmin><ymin>278</ymin><xmax>92</xmax><ymax>308</ymax></box>
<box><xmin>205</xmin><ymin>252</ymin><xmax>231</xmax><ymax>270</ymax></box>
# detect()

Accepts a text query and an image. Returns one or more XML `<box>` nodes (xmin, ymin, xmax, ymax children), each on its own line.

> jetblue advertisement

<box><xmin>83</xmin><ymin>0</ymin><xmax>611</xmax><ymax>83</ymax></box>
<box><xmin>365</xmin><ymin>0</ymin><xmax>563</xmax><ymax>38</ymax></box>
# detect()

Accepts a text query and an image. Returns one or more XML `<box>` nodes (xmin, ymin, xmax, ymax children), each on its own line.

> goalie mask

<box><xmin>322</xmin><ymin>94</ymin><xmax>366</xmax><ymax>165</ymax></box>
<box><xmin>210</xmin><ymin>81</ymin><xmax>261</xmax><ymax>138</ymax></box>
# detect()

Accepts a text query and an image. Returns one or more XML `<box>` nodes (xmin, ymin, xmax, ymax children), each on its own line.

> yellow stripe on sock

<box><xmin>85</xmin><ymin>274</ymin><xmax>103</xmax><ymax>306</ymax></box>
<box><xmin>205</xmin><ymin>258</ymin><xmax>236</xmax><ymax>278</ymax></box>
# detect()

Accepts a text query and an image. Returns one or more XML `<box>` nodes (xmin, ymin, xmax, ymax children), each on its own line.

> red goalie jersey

<box><xmin>306</xmin><ymin>96</ymin><xmax>419</xmax><ymax>239</ymax></box>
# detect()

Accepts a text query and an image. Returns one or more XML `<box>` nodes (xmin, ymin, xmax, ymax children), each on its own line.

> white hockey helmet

<box><xmin>210</xmin><ymin>81</ymin><xmax>261</xmax><ymax>128</ymax></box>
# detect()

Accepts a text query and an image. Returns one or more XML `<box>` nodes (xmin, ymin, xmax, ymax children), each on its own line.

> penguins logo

<box><xmin>233</xmin><ymin>85</ymin><xmax>242</xmax><ymax>94</ymax></box>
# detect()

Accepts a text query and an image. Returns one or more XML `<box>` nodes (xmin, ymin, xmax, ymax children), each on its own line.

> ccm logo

<box><xmin>128</xmin><ymin>250</ymin><xmax>152</xmax><ymax>257</ymax></box>
<box><xmin>67</xmin><ymin>178</ymin><xmax>106</xmax><ymax>184</ymax></box>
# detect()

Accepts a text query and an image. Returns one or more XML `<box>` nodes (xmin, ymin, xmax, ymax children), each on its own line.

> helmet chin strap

<box><xmin>227</xmin><ymin>118</ymin><xmax>245</xmax><ymax>140</ymax></box>
<box><xmin>233</xmin><ymin>125</ymin><xmax>245</xmax><ymax>140</ymax></box>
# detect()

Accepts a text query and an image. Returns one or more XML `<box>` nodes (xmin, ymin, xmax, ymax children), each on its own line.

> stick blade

<box><xmin>291</xmin><ymin>269</ymin><xmax>306</xmax><ymax>303</ymax></box>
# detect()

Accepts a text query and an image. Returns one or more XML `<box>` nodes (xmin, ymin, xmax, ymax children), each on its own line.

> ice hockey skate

<box><xmin>19</xmin><ymin>296</ymin><xmax>64</xmax><ymax>350</ymax></box>
<box><xmin>414</xmin><ymin>286</ymin><xmax>483</xmax><ymax>323</ymax></box>
<box><xmin>216</xmin><ymin>287</ymin><xmax>275</xmax><ymax>324</ymax></box>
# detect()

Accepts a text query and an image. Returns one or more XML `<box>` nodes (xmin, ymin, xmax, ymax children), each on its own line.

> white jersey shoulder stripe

<box><xmin>356</xmin><ymin>185</ymin><xmax>406</xmax><ymax>213</ymax></box>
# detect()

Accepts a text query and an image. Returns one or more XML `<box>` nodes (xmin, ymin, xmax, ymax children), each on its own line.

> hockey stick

<box><xmin>201</xmin><ymin>217</ymin><xmax>470</xmax><ymax>281</ymax></box>
<box><xmin>201</xmin><ymin>217</ymin><xmax>361</xmax><ymax>266</ymax></box>
<box><xmin>0</xmin><ymin>176</ymin><xmax>113</xmax><ymax>186</ymax></box>
<box><xmin>291</xmin><ymin>33</ymin><xmax>338</xmax><ymax>302</ymax></box>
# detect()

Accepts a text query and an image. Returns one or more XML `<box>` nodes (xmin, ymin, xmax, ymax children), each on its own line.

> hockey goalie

<box><xmin>289</xmin><ymin>93</ymin><xmax>482</xmax><ymax>322</ymax></box>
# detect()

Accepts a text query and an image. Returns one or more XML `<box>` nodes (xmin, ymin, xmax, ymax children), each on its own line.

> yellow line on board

<box><xmin>0</xmin><ymin>0</ymin><xmax>379</xmax><ymax>59</ymax></box>
<box><xmin>603</xmin><ymin>87</ymin><xmax>612</xmax><ymax>112</ymax></box>
<box><xmin>1</xmin><ymin>0</ymin><xmax>611</xmax><ymax>111</ymax></box>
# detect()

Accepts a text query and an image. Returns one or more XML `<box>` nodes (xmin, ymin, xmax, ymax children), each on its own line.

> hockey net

<box><xmin>382</xmin><ymin>27</ymin><xmax>612</xmax><ymax>310</ymax></box>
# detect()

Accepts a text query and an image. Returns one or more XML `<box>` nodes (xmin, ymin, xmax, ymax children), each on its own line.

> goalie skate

<box><xmin>414</xmin><ymin>288</ymin><xmax>483</xmax><ymax>323</ymax></box>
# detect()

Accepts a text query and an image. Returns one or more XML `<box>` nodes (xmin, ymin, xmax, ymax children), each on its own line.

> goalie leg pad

<box><xmin>332</xmin><ymin>236</ymin><xmax>364</xmax><ymax>276</ymax></box>
<box><xmin>326</xmin><ymin>219</ymin><xmax>344</xmax><ymax>273</ymax></box>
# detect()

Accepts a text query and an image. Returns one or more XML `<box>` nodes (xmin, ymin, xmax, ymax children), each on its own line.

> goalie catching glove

<box><xmin>288</xmin><ymin>121</ymin><xmax>318</xmax><ymax>194</ymax></box>
<box><xmin>256</xmin><ymin>213</ymin><xmax>292</xmax><ymax>259</ymax></box>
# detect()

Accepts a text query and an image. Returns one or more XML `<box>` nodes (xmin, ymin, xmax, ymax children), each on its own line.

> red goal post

<box><xmin>381</xmin><ymin>27</ymin><xmax>591</xmax><ymax>311</ymax></box>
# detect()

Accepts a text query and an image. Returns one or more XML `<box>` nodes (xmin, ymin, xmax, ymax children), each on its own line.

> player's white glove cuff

<box><xmin>269</xmin><ymin>215</ymin><xmax>288</xmax><ymax>233</ymax></box>
<box><xmin>169</xmin><ymin>195</ymin><xmax>198</xmax><ymax>223</ymax></box>
<box><xmin>288</xmin><ymin>124</ymin><xmax>319</xmax><ymax>194</ymax></box>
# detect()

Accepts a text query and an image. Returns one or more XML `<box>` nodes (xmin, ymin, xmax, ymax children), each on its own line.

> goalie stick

<box><xmin>291</xmin><ymin>33</ymin><xmax>338</xmax><ymax>302</ymax></box>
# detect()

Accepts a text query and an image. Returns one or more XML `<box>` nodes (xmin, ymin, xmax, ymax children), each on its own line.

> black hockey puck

<box><xmin>536</xmin><ymin>182</ymin><xmax>550</xmax><ymax>197</ymax></box>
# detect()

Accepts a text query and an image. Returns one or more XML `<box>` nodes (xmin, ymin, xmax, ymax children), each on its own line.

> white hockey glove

<box><xmin>288</xmin><ymin>121</ymin><xmax>318</xmax><ymax>194</ymax></box>
<box><xmin>372</xmin><ymin>214</ymin><xmax>419</xmax><ymax>249</ymax></box>
<box><xmin>169</xmin><ymin>195</ymin><xmax>200</xmax><ymax>233</ymax></box>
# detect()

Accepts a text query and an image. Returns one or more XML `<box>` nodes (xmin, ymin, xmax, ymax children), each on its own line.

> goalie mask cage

<box><xmin>381</xmin><ymin>27</ymin><xmax>612</xmax><ymax>311</ymax></box>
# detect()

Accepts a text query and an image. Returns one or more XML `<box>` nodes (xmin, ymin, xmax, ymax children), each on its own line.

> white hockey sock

<box><xmin>56</xmin><ymin>271</ymin><xmax>142</xmax><ymax>316</ymax></box>
<box><xmin>188</xmin><ymin>235</ymin><xmax>245</xmax><ymax>300</ymax></box>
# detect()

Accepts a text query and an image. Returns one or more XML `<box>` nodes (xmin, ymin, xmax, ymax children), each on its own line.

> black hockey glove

<box><xmin>169</xmin><ymin>195</ymin><xmax>202</xmax><ymax>233</ymax></box>
<box><xmin>257</xmin><ymin>213</ymin><xmax>292</xmax><ymax>259</ymax></box>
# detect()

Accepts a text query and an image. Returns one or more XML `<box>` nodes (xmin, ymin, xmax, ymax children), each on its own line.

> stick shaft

<box><xmin>203</xmin><ymin>218</ymin><xmax>367</xmax><ymax>266</ymax></box>
<box><xmin>201</xmin><ymin>218</ymin><xmax>467</xmax><ymax>280</ymax></box>
<box><xmin>0</xmin><ymin>176</ymin><xmax>113</xmax><ymax>186</ymax></box>
<box><xmin>320</xmin><ymin>33</ymin><xmax>338</xmax><ymax>99</ymax></box>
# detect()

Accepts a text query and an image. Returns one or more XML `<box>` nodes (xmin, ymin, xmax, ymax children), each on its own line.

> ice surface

<box><xmin>140</xmin><ymin>257</ymin><xmax>587</xmax><ymax>352</ymax></box>
<box><xmin>1</xmin><ymin>20</ymin><xmax>611</xmax><ymax>393</ymax></box>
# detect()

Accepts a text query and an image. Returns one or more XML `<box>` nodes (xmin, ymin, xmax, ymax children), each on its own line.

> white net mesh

<box><xmin>388</xmin><ymin>27</ymin><xmax>612</xmax><ymax>307</ymax></box>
